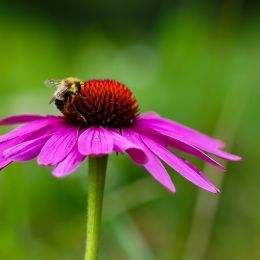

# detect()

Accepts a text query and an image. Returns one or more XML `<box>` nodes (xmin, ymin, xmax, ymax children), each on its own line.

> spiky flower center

<box><xmin>63</xmin><ymin>79</ymin><xmax>139</xmax><ymax>128</ymax></box>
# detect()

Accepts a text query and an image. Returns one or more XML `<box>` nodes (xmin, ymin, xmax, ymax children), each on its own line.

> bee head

<box><xmin>63</xmin><ymin>77</ymin><xmax>83</xmax><ymax>92</ymax></box>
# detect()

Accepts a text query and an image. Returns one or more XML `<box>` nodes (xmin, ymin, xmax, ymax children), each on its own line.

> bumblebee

<box><xmin>45</xmin><ymin>77</ymin><xmax>87</xmax><ymax>123</ymax></box>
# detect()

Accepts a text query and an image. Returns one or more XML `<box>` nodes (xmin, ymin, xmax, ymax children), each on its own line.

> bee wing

<box><xmin>49</xmin><ymin>96</ymin><xmax>56</xmax><ymax>104</ymax></box>
<box><xmin>57</xmin><ymin>85</ymin><xmax>71</xmax><ymax>96</ymax></box>
<box><xmin>49</xmin><ymin>85</ymin><xmax>71</xmax><ymax>104</ymax></box>
<box><xmin>45</xmin><ymin>79</ymin><xmax>62</xmax><ymax>88</ymax></box>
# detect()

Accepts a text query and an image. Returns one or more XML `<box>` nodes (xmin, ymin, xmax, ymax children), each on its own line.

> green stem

<box><xmin>85</xmin><ymin>155</ymin><xmax>108</xmax><ymax>260</ymax></box>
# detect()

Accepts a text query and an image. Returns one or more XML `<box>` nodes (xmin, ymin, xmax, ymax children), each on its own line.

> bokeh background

<box><xmin>0</xmin><ymin>0</ymin><xmax>259</xmax><ymax>259</ymax></box>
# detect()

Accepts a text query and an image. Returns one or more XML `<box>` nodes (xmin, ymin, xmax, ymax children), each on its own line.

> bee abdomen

<box><xmin>55</xmin><ymin>99</ymin><xmax>65</xmax><ymax>111</ymax></box>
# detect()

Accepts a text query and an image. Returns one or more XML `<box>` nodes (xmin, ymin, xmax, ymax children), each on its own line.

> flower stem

<box><xmin>85</xmin><ymin>155</ymin><xmax>108</xmax><ymax>260</ymax></box>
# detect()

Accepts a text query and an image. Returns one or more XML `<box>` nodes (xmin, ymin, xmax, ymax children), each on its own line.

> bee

<box><xmin>45</xmin><ymin>77</ymin><xmax>87</xmax><ymax>123</ymax></box>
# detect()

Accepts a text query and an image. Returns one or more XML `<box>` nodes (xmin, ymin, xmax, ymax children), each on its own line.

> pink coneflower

<box><xmin>0</xmin><ymin>79</ymin><xmax>240</xmax><ymax>193</ymax></box>
<box><xmin>0</xmin><ymin>79</ymin><xmax>241</xmax><ymax>259</ymax></box>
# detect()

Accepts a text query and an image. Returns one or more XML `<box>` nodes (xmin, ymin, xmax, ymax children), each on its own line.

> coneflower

<box><xmin>0</xmin><ymin>79</ymin><xmax>241</xmax><ymax>260</ymax></box>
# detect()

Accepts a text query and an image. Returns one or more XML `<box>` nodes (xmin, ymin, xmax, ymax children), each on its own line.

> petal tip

<box><xmin>168</xmin><ymin>185</ymin><xmax>176</xmax><ymax>193</ymax></box>
<box><xmin>233</xmin><ymin>155</ymin><xmax>242</xmax><ymax>161</ymax></box>
<box><xmin>214</xmin><ymin>188</ymin><xmax>221</xmax><ymax>194</ymax></box>
<box><xmin>52</xmin><ymin>169</ymin><xmax>66</xmax><ymax>178</ymax></box>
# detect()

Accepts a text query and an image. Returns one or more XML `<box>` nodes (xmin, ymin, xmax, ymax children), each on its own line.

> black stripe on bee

<box><xmin>55</xmin><ymin>99</ymin><xmax>65</xmax><ymax>110</ymax></box>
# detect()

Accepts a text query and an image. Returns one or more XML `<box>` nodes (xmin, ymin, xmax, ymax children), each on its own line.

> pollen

<box><xmin>64</xmin><ymin>79</ymin><xmax>139</xmax><ymax>128</ymax></box>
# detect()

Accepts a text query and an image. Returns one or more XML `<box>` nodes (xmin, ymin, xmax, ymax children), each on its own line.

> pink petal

<box><xmin>52</xmin><ymin>146</ymin><xmax>86</xmax><ymax>178</ymax></box>
<box><xmin>0</xmin><ymin>114</ymin><xmax>45</xmax><ymax>125</ymax></box>
<box><xmin>204</xmin><ymin>149</ymin><xmax>241</xmax><ymax>161</ymax></box>
<box><xmin>138</xmin><ymin>113</ymin><xmax>225</xmax><ymax>148</ymax></box>
<box><xmin>38</xmin><ymin>127</ymin><xmax>79</xmax><ymax>166</ymax></box>
<box><xmin>141</xmin><ymin>135</ymin><xmax>219</xmax><ymax>193</ymax></box>
<box><xmin>123</xmin><ymin>129</ymin><xmax>176</xmax><ymax>193</ymax></box>
<box><xmin>109</xmin><ymin>130</ymin><xmax>148</xmax><ymax>165</ymax></box>
<box><xmin>0</xmin><ymin>117</ymin><xmax>62</xmax><ymax>143</ymax></box>
<box><xmin>0</xmin><ymin>160</ymin><xmax>12</xmax><ymax>170</ymax></box>
<box><xmin>3</xmin><ymin>135</ymin><xmax>51</xmax><ymax>161</ymax></box>
<box><xmin>0</xmin><ymin>135</ymin><xmax>32</xmax><ymax>170</ymax></box>
<box><xmin>137</xmin><ymin>114</ymin><xmax>241</xmax><ymax>161</ymax></box>
<box><xmin>78</xmin><ymin>126</ymin><xmax>113</xmax><ymax>156</ymax></box>
<box><xmin>180</xmin><ymin>158</ymin><xmax>220</xmax><ymax>193</ymax></box>
<box><xmin>139</xmin><ymin>129</ymin><xmax>225</xmax><ymax>170</ymax></box>
<box><xmin>0</xmin><ymin>141</ymin><xmax>16</xmax><ymax>170</ymax></box>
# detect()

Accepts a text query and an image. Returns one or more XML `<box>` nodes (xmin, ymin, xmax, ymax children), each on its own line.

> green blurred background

<box><xmin>0</xmin><ymin>0</ymin><xmax>259</xmax><ymax>259</ymax></box>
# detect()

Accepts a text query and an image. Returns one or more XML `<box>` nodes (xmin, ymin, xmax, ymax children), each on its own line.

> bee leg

<box><xmin>118</xmin><ymin>128</ymin><xmax>123</xmax><ymax>135</ymax></box>
<box><xmin>71</xmin><ymin>106</ymin><xmax>88</xmax><ymax>124</ymax></box>
<box><xmin>78</xmin><ymin>113</ymin><xmax>88</xmax><ymax>124</ymax></box>
<box><xmin>78</xmin><ymin>95</ymin><xmax>88</xmax><ymax>100</ymax></box>
<box><xmin>76</xmin><ymin>111</ymin><xmax>88</xmax><ymax>124</ymax></box>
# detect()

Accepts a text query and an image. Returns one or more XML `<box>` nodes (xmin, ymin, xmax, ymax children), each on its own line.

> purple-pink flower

<box><xmin>0</xmin><ymin>79</ymin><xmax>241</xmax><ymax>193</ymax></box>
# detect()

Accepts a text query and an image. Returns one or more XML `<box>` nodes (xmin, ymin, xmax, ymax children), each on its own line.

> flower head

<box><xmin>0</xmin><ymin>79</ymin><xmax>241</xmax><ymax>193</ymax></box>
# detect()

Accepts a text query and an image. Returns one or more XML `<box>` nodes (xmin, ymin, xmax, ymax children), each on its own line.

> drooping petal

<box><xmin>3</xmin><ymin>135</ymin><xmax>51</xmax><ymax>161</ymax></box>
<box><xmin>0</xmin><ymin>114</ymin><xmax>45</xmax><ymax>125</ymax></box>
<box><xmin>109</xmin><ymin>130</ymin><xmax>148</xmax><ymax>165</ymax></box>
<box><xmin>141</xmin><ymin>135</ymin><xmax>219</xmax><ymax>193</ymax></box>
<box><xmin>0</xmin><ymin>117</ymin><xmax>62</xmax><ymax>143</ymax></box>
<box><xmin>137</xmin><ymin>113</ymin><xmax>225</xmax><ymax>149</ymax></box>
<box><xmin>139</xmin><ymin>129</ymin><xmax>225</xmax><ymax>170</ymax></box>
<box><xmin>180</xmin><ymin>158</ymin><xmax>220</xmax><ymax>193</ymax></box>
<box><xmin>38</xmin><ymin>127</ymin><xmax>79</xmax><ymax>166</ymax></box>
<box><xmin>0</xmin><ymin>134</ymin><xmax>35</xmax><ymax>170</ymax></box>
<box><xmin>136</xmin><ymin>114</ymin><xmax>241</xmax><ymax>161</ymax></box>
<box><xmin>0</xmin><ymin>140</ymin><xmax>17</xmax><ymax>170</ymax></box>
<box><xmin>0</xmin><ymin>159</ymin><xmax>12</xmax><ymax>170</ymax></box>
<box><xmin>52</xmin><ymin>146</ymin><xmax>86</xmax><ymax>178</ymax></box>
<box><xmin>203</xmin><ymin>148</ymin><xmax>241</xmax><ymax>161</ymax></box>
<box><xmin>123</xmin><ymin>129</ymin><xmax>176</xmax><ymax>193</ymax></box>
<box><xmin>78</xmin><ymin>126</ymin><xmax>113</xmax><ymax>156</ymax></box>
